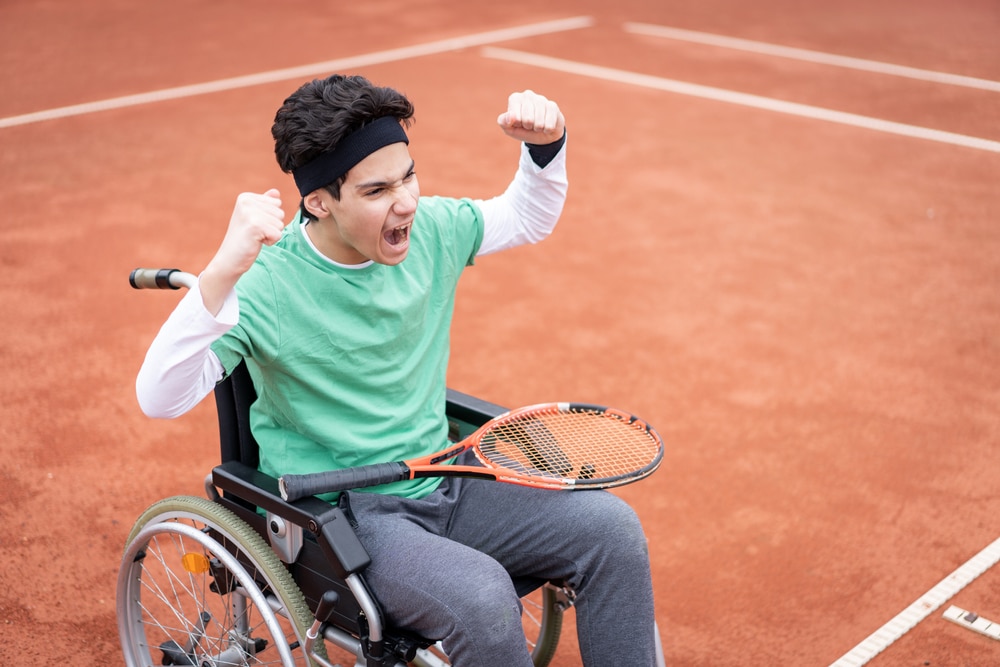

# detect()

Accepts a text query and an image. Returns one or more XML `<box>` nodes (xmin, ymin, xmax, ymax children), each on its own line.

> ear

<box><xmin>302</xmin><ymin>190</ymin><xmax>331</xmax><ymax>219</ymax></box>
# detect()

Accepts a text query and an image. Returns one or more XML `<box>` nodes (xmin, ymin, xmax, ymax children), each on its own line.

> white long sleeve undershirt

<box><xmin>136</xmin><ymin>140</ymin><xmax>568</xmax><ymax>419</ymax></box>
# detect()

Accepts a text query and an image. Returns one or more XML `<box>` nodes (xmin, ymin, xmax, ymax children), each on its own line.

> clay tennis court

<box><xmin>2</xmin><ymin>1</ymin><xmax>998</xmax><ymax>664</ymax></box>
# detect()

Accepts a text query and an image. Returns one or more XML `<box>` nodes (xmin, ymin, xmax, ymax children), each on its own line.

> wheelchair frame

<box><xmin>117</xmin><ymin>357</ymin><xmax>571</xmax><ymax>667</ymax></box>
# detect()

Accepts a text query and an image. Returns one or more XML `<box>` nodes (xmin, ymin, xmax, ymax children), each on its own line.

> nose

<box><xmin>392</xmin><ymin>182</ymin><xmax>418</xmax><ymax>214</ymax></box>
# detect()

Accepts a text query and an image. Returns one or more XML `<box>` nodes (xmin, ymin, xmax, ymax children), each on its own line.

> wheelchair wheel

<box><xmin>520</xmin><ymin>583</ymin><xmax>566</xmax><ymax>667</ymax></box>
<box><xmin>117</xmin><ymin>495</ymin><xmax>318</xmax><ymax>667</ymax></box>
<box><xmin>409</xmin><ymin>582</ymin><xmax>566</xmax><ymax>667</ymax></box>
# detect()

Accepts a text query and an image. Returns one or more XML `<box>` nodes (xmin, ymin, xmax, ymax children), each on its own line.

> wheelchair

<box><xmin>118</xmin><ymin>271</ymin><xmax>574</xmax><ymax>667</ymax></box>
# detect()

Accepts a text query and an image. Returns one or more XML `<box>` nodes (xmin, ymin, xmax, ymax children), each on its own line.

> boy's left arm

<box><xmin>477</xmin><ymin>90</ymin><xmax>569</xmax><ymax>256</ymax></box>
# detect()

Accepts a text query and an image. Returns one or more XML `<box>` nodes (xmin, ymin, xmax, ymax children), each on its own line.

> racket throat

<box><xmin>409</xmin><ymin>466</ymin><xmax>499</xmax><ymax>482</ymax></box>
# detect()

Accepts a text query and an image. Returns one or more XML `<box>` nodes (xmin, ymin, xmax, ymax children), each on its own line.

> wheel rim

<box><xmin>117</xmin><ymin>497</ymin><xmax>314</xmax><ymax>667</ymax></box>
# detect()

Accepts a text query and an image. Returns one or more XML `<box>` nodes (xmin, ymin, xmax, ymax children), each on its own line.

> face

<box><xmin>306</xmin><ymin>141</ymin><xmax>419</xmax><ymax>266</ymax></box>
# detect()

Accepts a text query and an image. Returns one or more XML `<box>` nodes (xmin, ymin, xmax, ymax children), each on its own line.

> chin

<box><xmin>376</xmin><ymin>250</ymin><xmax>409</xmax><ymax>266</ymax></box>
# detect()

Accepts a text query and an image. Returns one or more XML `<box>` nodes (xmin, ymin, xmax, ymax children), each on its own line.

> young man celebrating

<box><xmin>137</xmin><ymin>74</ymin><xmax>658</xmax><ymax>666</ymax></box>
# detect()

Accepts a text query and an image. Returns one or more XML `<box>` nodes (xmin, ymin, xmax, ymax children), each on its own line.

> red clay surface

<box><xmin>2</xmin><ymin>1</ymin><xmax>999</xmax><ymax>665</ymax></box>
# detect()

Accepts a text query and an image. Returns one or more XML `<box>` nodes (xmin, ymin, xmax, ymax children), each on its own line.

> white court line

<box><xmin>624</xmin><ymin>22</ymin><xmax>1000</xmax><ymax>93</ymax></box>
<box><xmin>0</xmin><ymin>16</ymin><xmax>593</xmax><ymax>129</ymax></box>
<box><xmin>829</xmin><ymin>537</ymin><xmax>1000</xmax><ymax>666</ymax></box>
<box><xmin>481</xmin><ymin>47</ymin><xmax>1000</xmax><ymax>153</ymax></box>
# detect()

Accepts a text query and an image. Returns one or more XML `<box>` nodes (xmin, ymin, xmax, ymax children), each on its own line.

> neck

<box><xmin>302</xmin><ymin>219</ymin><xmax>370</xmax><ymax>267</ymax></box>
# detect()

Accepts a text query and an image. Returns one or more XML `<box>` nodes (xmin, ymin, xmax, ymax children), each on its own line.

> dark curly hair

<box><xmin>271</xmin><ymin>74</ymin><xmax>414</xmax><ymax>204</ymax></box>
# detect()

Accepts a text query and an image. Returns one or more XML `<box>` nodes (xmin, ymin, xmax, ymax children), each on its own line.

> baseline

<box><xmin>480</xmin><ymin>47</ymin><xmax>1000</xmax><ymax>153</ymax></box>
<box><xmin>0</xmin><ymin>16</ymin><xmax>593</xmax><ymax>130</ymax></box>
<box><xmin>624</xmin><ymin>22</ymin><xmax>1000</xmax><ymax>93</ymax></box>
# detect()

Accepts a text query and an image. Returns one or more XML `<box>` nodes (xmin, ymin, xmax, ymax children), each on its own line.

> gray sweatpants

<box><xmin>340</xmin><ymin>454</ymin><xmax>658</xmax><ymax>666</ymax></box>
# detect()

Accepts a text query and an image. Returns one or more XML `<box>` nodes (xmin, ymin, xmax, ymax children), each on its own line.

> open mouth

<box><xmin>384</xmin><ymin>222</ymin><xmax>411</xmax><ymax>247</ymax></box>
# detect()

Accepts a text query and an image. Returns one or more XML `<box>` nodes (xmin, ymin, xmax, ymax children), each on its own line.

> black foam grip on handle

<box><xmin>314</xmin><ymin>590</ymin><xmax>340</xmax><ymax>624</ymax></box>
<box><xmin>279</xmin><ymin>461</ymin><xmax>411</xmax><ymax>501</ymax></box>
<box><xmin>130</xmin><ymin>268</ymin><xmax>181</xmax><ymax>289</ymax></box>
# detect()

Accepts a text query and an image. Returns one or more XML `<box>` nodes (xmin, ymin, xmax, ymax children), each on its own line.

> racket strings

<box><xmin>477</xmin><ymin>407</ymin><xmax>661</xmax><ymax>484</ymax></box>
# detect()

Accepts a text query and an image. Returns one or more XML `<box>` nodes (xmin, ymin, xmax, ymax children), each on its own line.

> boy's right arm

<box><xmin>136</xmin><ymin>189</ymin><xmax>285</xmax><ymax>418</ymax></box>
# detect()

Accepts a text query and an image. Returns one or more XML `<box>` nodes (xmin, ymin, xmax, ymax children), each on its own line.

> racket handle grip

<box><xmin>279</xmin><ymin>462</ymin><xmax>410</xmax><ymax>501</ymax></box>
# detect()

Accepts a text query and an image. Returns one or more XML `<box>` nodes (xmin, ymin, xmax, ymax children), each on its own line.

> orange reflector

<box><xmin>181</xmin><ymin>552</ymin><xmax>210</xmax><ymax>574</ymax></box>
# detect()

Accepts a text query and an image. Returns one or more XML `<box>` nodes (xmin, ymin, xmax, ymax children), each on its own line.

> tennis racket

<box><xmin>279</xmin><ymin>402</ymin><xmax>663</xmax><ymax>502</ymax></box>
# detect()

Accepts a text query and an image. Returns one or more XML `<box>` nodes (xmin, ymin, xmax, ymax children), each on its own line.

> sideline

<box><xmin>0</xmin><ymin>16</ymin><xmax>593</xmax><ymax>130</ymax></box>
<box><xmin>829</xmin><ymin>537</ymin><xmax>1000</xmax><ymax>666</ymax></box>
<box><xmin>624</xmin><ymin>22</ymin><xmax>1000</xmax><ymax>93</ymax></box>
<box><xmin>481</xmin><ymin>46</ymin><xmax>1000</xmax><ymax>153</ymax></box>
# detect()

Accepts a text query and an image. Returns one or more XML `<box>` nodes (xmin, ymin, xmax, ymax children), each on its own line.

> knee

<box><xmin>592</xmin><ymin>493</ymin><xmax>648</xmax><ymax>547</ymax></box>
<box><xmin>442</xmin><ymin>561</ymin><xmax>529</xmax><ymax>660</ymax></box>
<box><xmin>583</xmin><ymin>493</ymin><xmax>651</xmax><ymax>571</ymax></box>
<box><xmin>455</xmin><ymin>559</ymin><xmax>522</xmax><ymax>626</ymax></box>
<box><xmin>569</xmin><ymin>495</ymin><xmax>654</xmax><ymax>616</ymax></box>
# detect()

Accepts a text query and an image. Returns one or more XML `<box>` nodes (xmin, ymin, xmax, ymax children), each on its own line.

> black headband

<box><xmin>292</xmin><ymin>116</ymin><xmax>409</xmax><ymax>196</ymax></box>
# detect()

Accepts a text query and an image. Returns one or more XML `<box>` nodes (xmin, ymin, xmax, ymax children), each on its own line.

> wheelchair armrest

<box><xmin>212</xmin><ymin>460</ymin><xmax>372</xmax><ymax>577</ymax></box>
<box><xmin>445</xmin><ymin>388</ymin><xmax>507</xmax><ymax>428</ymax></box>
<box><xmin>213</xmin><ymin>460</ymin><xmax>331</xmax><ymax>524</ymax></box>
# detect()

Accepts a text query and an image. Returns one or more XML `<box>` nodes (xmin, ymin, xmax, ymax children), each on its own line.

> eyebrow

<box><xmin>353</xmin><ymin>160</ymin><xmax>416</xmax><ymax>191</ymax></box>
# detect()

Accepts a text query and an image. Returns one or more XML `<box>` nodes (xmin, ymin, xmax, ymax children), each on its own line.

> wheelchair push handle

<box><xmin>129</xmin><ymin>268</ymin><xmax>197</xmax><ymax>290</ymax></box>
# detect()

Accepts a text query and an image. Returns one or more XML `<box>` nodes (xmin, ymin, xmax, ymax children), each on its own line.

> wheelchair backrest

<box><xmin>214</xmin><ymin>359</ymin><xmax>508</xmax><ymax>467</ymax></box>
<box><xmin>213</xmin><ymin>359</ymin><xmax>260</xmax><ymax>469</ymax></box>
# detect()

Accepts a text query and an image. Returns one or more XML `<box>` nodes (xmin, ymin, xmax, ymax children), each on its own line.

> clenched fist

<box><xmin>497</xmin><ymin>90</ymin><xmax>565</xmax><ymax>145</ymax></box>
<box><xmin>200</xmin><ymin>188</ymin><xmax>285</xmax><ymax>315</ymax></box>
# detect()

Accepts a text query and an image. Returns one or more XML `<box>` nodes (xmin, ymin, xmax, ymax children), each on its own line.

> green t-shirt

<box><xmin>211</xmin><ymin>195</ymin><xmax>485</xmax><ymax>500</ymax></box>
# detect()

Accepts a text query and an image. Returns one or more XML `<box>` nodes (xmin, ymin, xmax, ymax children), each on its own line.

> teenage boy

<box><xmin>137</xmin><ymin>74</ymin><xmax>658</xmax><ymax>666</ymax></box>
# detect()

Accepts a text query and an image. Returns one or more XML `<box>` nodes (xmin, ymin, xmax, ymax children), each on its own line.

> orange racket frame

<box><xmin>279</xmin><ymin>402</ymin><xmax>663</xmax><ymax>502</ymax></box>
